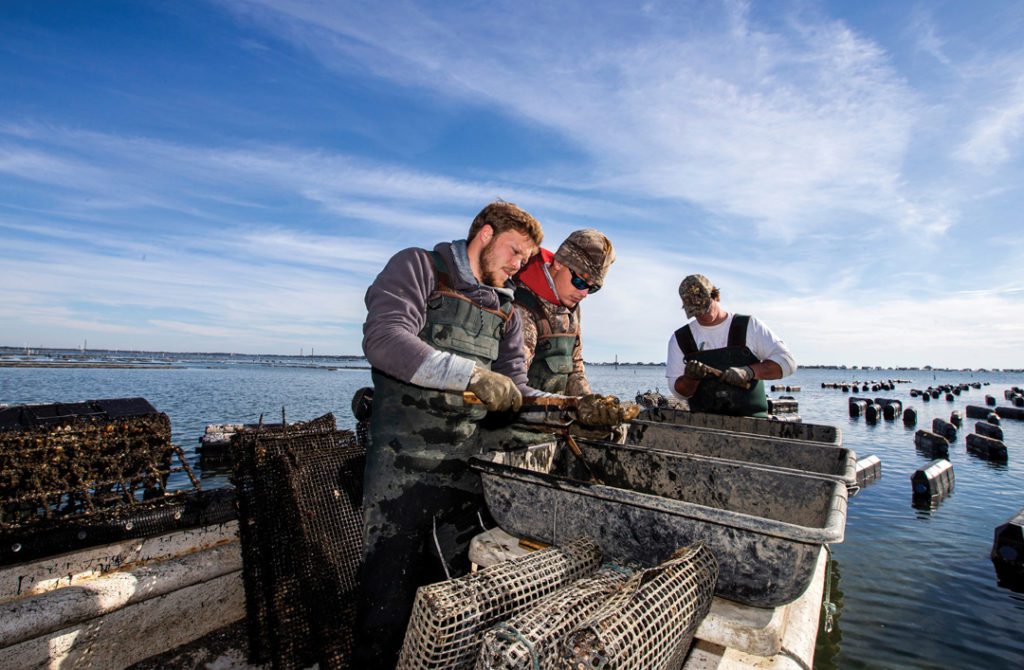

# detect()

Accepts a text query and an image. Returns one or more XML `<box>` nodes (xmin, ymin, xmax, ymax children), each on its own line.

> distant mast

<box><xmin>615</xmin><ymin>354</ymin><xmax>619</xmax><ymax>369</ymax></box>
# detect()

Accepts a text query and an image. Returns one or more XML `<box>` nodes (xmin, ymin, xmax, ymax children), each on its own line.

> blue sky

<box><xmin>2</xmin><ymin>1</ymin><xmax>1023</xmax><ymax>368</ymax></box>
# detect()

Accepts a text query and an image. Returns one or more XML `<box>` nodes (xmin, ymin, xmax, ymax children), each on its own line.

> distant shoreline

<box><xmin>0</xmin><ymin>362</ymin><xmax>187</xmax><ymax>369</ymax></box>
<box><xmin>1</xmin><ymin>347</ymin><xmax>1019</xmax><ymax>373</ymax></box>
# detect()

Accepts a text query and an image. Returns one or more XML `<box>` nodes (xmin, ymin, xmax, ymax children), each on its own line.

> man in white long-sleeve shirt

<box><xmin>666</xmin><ymin>274</ymin><xmax>796</xmax><ymax>417</ymax></box>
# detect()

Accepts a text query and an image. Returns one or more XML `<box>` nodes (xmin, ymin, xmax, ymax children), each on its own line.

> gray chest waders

<box><xmin>356</xmin><ymin>251</ymin><xmax>512</xmax><ymax>669</ymax></box>
<box><xmin>675</xmin><ymin>315</ymin><xmax>769</xmax><ymax>417</ymax></box>
<box><xmin>527</xmin><ymin>333</ymin><xmax>576</xmax><ymax>394</ymax></box>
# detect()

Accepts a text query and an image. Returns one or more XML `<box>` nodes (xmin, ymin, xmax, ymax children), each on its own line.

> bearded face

<box><xmin>478</xmin><ymin>230</ymin><xmax>534</xmax><ymax>287</ymax></box>
<box><xmin>479</xmin><ymin>239</ymin><xmax>506</xmax><ymax>286</ymax></box>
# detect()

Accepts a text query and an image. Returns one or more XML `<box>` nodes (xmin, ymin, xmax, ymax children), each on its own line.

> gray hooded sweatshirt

<box><xmin>362</xmin><ymin>239</ymin><xmax>533</xmax><ymax>393</ymax></box>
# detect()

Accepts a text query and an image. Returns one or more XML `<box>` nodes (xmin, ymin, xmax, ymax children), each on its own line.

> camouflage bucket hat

<box><xmin>554</xmin><ymin>229</ymin><xmax>615</xmax><ymax>288</ymax></box>
<box><xmin>679</xmin><ymin>274</ymin><xmax>715</xmax><ymax>318</ymax></box>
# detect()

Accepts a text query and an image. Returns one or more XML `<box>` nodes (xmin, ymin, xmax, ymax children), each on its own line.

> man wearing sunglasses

<box><xmin>512</xmin><ymin>229</ymin><xmax>633</xmax><ymax>428</ymax></box>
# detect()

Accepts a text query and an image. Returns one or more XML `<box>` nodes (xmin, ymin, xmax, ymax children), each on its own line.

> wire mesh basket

<box><xmin>557</xmin><ymin>543</ymin><xmax>718</xmax><ymax>670</ymax></box>
<box><xmin>475</xmin><ymin>564</ymin><xmax>635</xmax><ymax>669</ymax></box>
<box><xmin>398</xmin><ymin>537</ymin><xmax>603</xmax><ymax>670</ymax></box>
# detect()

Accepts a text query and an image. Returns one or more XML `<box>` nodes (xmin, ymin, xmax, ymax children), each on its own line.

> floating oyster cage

<box><xmin>638</xmin><ymin>407</ymin><xmax>841</xmax><ymax>445</ymax></box>
<box><xmin>471</xmin><ymin>438</ymin><xmax>847</xmax><ymax>608</ymax></box>
<box><xmin>625</xmin><ymin>419</ymin><xmax>856</xmax><ymax>486</ymax></box>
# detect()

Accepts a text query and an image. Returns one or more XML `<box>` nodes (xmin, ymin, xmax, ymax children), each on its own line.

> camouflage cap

<box><xmin>679</xmin><ymin>274</ymin><xmax>715</xmax><ymax>318</ymax></box>
<box><xmin>553</xmin><ymin>229</ymin><xmax>615</xmax><ymax>288</ymax></box>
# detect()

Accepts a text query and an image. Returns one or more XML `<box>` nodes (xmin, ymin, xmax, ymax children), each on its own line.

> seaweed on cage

<box><xmin>0</xmin><ymin>405</ymin><xmax>199</xmax><ymax>532</ymax></box>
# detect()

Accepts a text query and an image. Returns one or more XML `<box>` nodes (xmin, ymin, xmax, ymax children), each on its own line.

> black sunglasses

<box><xmin>569</xmin><ymin>268</ymin><xmax>600</xmax><ymax>294</ymax></box>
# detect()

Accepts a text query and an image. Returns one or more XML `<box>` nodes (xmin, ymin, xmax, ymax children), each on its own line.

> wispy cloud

<box><xmin>0</xmin><ymin>228</ymin><xmax>371</xmax><ymax>352</ymax></box>
<box><xmin>955</xmin><ymin>75</ymin><xmax>1024</xmax><ymax>167</ymax></box>
<box><xmin>0</xmin><ymin>123</ymin><xmax>639</xmax><ymax>233</ymax></box>
<box><xmin>222</xmin><ymin>0</ymin><xmax>931</xmax><ymax>239</ymax></box>
<box><xmin>909</xmin><ymin>6</ymin><xmax>951</xmax><ymax>66</ymax></box>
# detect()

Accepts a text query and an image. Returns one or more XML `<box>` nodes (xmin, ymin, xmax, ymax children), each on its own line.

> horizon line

<box><xmin>1</xmin><ymin>345</ymin><xmax>1020</xmax><ymax>372</ymax></box>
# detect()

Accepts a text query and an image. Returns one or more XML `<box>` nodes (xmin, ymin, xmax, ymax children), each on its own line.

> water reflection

<box><xmin>993</xmin><ymin>564</ymin><xmax>1024</xmax><ymax>594</ymax></box>
<box><xmin>911</xmin><ymin>492</ymin><xmax>953</xmax><ymax>513</ymax></box>
<box><xmin>965</xmin><ymin>451</ymin><xmax>1010</xmax><ymax>469</ymax></box>
<box><xmin>197</xmin><ymin>447</ymin><xmax>233</xmax><ymax>479</ymax></box>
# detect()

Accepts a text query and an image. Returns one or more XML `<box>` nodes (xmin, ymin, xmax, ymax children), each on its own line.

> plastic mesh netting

<box><xmin>557</xmin><ymin>543</ymin><xmax>718</xmax><ymax>670</ymax></box>
<box><xmin>474</xmin><ymin>565</ymin><xmax>635</xmax><ymax>670</ymax></box>
<box><xmin>398</xmin><ymin>537</ymin><xmax>603</xmax><ymax>670</ymax></box>
<box><xmin>231</xmin><ymin>413</ymin><xmax>365</xmax><ymax>670</ymax></box>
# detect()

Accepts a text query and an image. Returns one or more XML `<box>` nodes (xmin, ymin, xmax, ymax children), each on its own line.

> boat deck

<box><xmin>1</xmin><ymin>520</ymin><xmax>824</xmax><ymax>670</ymax></box>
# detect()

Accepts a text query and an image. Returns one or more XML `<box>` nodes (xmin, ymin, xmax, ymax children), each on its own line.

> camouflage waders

<box><xmin>355</xmin><ymin>252</ymin><xmax>512</xmax><ymax>669</ymax></box>
<box><xmin>675</xmin><ymin>315</ymin><xmax>770</xmax><ymax>417</ymax></box>
<box><xmin>514</xmin><ymin>287</ymin><xmax>579</xmax><ymax>394</ymax></box>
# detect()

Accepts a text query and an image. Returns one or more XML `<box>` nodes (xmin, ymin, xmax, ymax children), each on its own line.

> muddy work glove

<box><xmin>577</xmin><ymin>394</ymin><xmax>640</xmax><ymax>427</ymax></box>
<box><xmin>684</xmin><ymin>360</ymin><xmax>712</xmax><ymax>380</ymax></box>
<box><xmin>721</xmin><ymin>365</ymin><xmax>754</xmax><ymax>388</ymax></box>
<box><xmin>468</xmin><ymin>367</ymin><xmax>523</xmax><ymax>412</ymax></box>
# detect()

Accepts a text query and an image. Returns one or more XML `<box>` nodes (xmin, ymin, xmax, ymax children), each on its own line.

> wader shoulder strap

<box><xmin>427</xmin><ymin>250</ymin><xmax>453</xmax><ymax>292</ymax></box>
<box><xmin>728</xmin><ymin>315</ymin><xmax>750</xmax><ymax>348</ymax></box>
<box><xmin>674</xmin><ymin>325</ymin><xmax>698</xmax><ymax>358</ymax></box>
<box><xmin>425</xmin><ymin>250</ymin><xmax>512</xmax><ymax>323</ymax></box>
<box><xmin>514</xmin><ymin>285</ymin><xmax>543</xmax><ymax>317</ymax></box>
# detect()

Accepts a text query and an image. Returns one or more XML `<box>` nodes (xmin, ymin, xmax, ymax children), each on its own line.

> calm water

<box><xmin>2</xmin><ymin>362</ymin><xmax>1023</xmax><ymax>668</ymax></box>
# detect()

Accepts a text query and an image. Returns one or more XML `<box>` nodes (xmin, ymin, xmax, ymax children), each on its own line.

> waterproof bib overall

<box><xmin>675</xmin><ymin>314</ymin><xmax>769</xmax><ymax>417</ymax></box>
<box><xmin>514</xmin><ymin>287</ymin><xmax>578</xmax><ymax>394</ymax></box>
<box><xmin>357</xmin><ymin>251</ymin><xmax>513</xmax><ymax>668</ymax></box>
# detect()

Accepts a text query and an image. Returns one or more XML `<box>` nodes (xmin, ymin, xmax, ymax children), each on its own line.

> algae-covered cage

<box><xmin>0</xmin><ymin>397</ymin><xmax>215</xmax><ymax>565</ymax></box>
<box><xmin>471</xmin><ymin>439</ymin><xmax>847</xmax><ymax>608</ymax></box>
<box><xmin>625</xmin><ymin>419</ymin><xmax>856</xmax><ymax>486</ymax></box>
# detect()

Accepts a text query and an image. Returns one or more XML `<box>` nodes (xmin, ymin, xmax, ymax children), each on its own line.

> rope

<box><xmin>431</xmin><ymin>515</ymin><xmax>452</xmax><ymax>580</ymax></box>
<box><xmin>492</xmin><ymin>622</ymin><xmax>541</xmax><ymax>670</ymax></box>
<box><xmin>821</xmin><ymin>544</ymin><xmax>836</xmax><ymax>634</ymax></box>
<box><xmin>778</xmin><ymin>644</ymin><xmax>814</xmax><ymax>670</ymax></box>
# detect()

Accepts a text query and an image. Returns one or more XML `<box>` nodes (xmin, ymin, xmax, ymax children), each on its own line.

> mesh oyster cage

<box><xmin>230</xmin><ymin>413</ymin><xmax>365</xmax><ymax>670</ymax></box>
<box><xmin>398</xmin><ymin>537</ymin><xmax>604</xmax><ymax>670</ymax></box>
<box><xmin>475</xmin><ymin>564</ymin><xmax>635</xmax><ymax>670</ymax></box>
<box><xmin>0</xmin><ymin>398</ymin><xmax>200</xmax><ymax>534</ymax></box>
<box><xmin>558</xmin><ymin>543</ymin><xmax>718</xmax><ymax>670</ymax></box>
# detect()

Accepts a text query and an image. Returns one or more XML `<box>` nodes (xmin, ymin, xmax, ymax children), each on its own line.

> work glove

<box><xmin>468</xmin><ymin>367</ymin><xmax>523</xmax><ymax>412</ymax></box>
<box><xmin>577</xmin><ymin>394</ymin><xmax>641</xmax><ymax>426</ymax></box>
<box><xmin>684</xmin><ymin>360</ymin><xmax>711</xmax><ymax>380</ymax></box>
<box><xmin>721</xmin><ymin>365</ymin><xmax>754</xmax><ymax>388</ymax></box>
